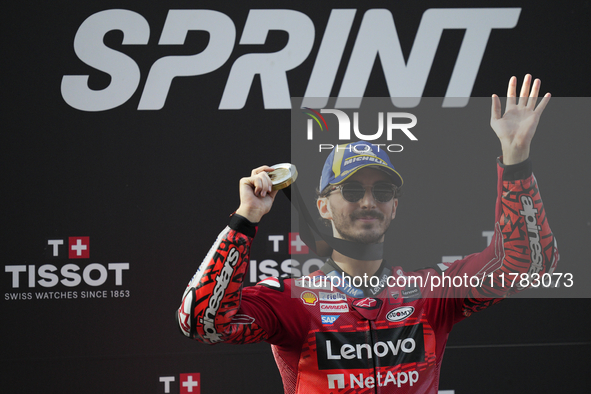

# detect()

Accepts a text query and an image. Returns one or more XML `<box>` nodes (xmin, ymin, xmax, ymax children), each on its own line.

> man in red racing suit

<box><xmin>176</xmin><ymin>75</ymin><xmax>558</xmax><ymax>393</ymax></box>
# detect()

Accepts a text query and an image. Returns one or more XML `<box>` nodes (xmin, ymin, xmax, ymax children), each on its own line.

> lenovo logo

<box><xmin>316</xmin><ymin>324</ymin><xmax>425</xmax><ymax>370</ymax></box>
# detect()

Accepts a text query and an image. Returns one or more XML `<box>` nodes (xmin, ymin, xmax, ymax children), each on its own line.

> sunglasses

<box><xmin>324</xmin><ymin>182</ymin><xmax>398</xmax><ymax>203</ymax></box>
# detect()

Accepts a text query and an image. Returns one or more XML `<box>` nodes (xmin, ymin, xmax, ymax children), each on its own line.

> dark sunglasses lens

<box><xmin>340</xmin><ymin>183</ymin><xmax>395</xmax><ymax>202</ymax></box>
<box><xmin>341</xmin><ymin>184</ymin><xmax>365</xmax><ymax>202</ymax></box>
<box><xmin>373</xmin><ymin>185</ymin><xmax>395</xmax><ymax>202</ymax></box>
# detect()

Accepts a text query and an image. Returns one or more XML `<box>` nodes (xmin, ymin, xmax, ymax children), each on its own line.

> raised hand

<box><xmin>490</xmin><ymin>74</ymin><xmax>551</xmax><ymax>165</ymax></box>
<box><xmin>235</xmin><ymin>165</ymin><xmax>278</xmax><ymax>223</ymax></box>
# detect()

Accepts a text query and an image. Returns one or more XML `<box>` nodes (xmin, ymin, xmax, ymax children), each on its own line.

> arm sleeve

<box><xmin>435</xmin><ymin>158</ymin><xmax>559</xmax><ymax>322</ymax></box>
<box><xmin>176</xmin><ymin>214</ymin><xmax>307</xmax><ymax>346</ymax></box>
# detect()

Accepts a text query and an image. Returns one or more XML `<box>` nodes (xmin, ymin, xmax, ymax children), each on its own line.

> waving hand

<box><xmin>491</xmin><ymin>74</ymin><xmax>551</xmax><ymax>165</ymax></box>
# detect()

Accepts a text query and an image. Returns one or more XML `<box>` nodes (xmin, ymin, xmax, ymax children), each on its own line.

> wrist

<box><xmin>500</xmin><ymin>147</ymin><xmax>529</xmax><ymax>165</ymax></box>
<box><xmin>235</xmin><ymin>206</ymin><xmax>265</xmax><ymax>223</ymax></box>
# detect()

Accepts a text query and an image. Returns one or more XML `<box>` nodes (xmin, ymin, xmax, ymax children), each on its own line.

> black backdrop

<box><xmin>2</xmin><ymin>1</ymin><xmax>590</xmax><ymax>393</ymax></box>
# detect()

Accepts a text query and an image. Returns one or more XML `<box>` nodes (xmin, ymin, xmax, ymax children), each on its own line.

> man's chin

<box><xmin>334</xmin><ymin>220</ymin><xmax>388</xmax><ymax>244</ymax></box>
<box><xmin>343</xmin><ymin>232</ymin><xmax>384</xmax><ymax>245</ymax></box>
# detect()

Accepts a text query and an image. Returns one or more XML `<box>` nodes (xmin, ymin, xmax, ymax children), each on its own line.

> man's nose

<box><xmin>358</xmin><ymin>186</ymin><xmax>376</xmax><ymax>208</ymax></box>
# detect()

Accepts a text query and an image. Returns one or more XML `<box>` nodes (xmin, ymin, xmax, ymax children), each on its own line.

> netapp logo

<box><xmin>327</xmin><ymin>370</ymin><xmax>420</xmax><ymax>390</ymax></box>
<box><xmin>316</xmin><ymin>325</ymin><xmax>425</xmax><ymax>370</ymax></box>
<box><xmin>61</xmin><ymin>8</ymin><xmax>521</xmax><ymax>111</ymax></box>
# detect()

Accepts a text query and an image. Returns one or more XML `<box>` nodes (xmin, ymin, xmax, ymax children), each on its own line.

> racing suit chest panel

<box><xmin>281</xmin><ymin>271</ymin><xmax>442</xmax><ymax>393</ymax></box>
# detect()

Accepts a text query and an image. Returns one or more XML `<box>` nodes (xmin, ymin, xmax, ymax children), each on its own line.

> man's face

<box><xmin>317</xmin><ymin>167</ymin><xmax>398</xmax><ymax>244</ymax></box>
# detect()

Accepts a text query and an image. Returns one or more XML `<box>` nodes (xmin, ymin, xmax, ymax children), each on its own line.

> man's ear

<box><xmin>317</xmin><ymin>197</ymin><xmax>332</xmax><ymax>220</ymax></box>
<box><xmin>391</xmin><ymin>199</ymin><xmax>399</xmax><ymax>220</ymax></box>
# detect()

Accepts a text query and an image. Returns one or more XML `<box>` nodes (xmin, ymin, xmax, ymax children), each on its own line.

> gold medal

<box><xmin>269</xmin><ymin>163</ymin><xmax>298</xmax><ymax>190</ymax></box>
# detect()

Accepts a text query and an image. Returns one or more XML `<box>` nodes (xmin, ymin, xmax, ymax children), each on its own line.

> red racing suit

<box><xmin>176</xmin><ymin>159</ymin><xmax>558</xmax><ymax>394</ymax></box>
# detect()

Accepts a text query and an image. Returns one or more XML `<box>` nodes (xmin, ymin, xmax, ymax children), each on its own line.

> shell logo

<box><xmin>300</xmin><ymin>291</ymin><xmax>318</xmax><ymax>306</ymax></box>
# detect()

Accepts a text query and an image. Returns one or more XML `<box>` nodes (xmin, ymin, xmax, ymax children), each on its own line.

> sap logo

<box><xmin>159</xmin><ymin>373</ymin><xmax>200</xmax><ymax>394</ymax></box>
<box><xmin>321</xmin><ymin>315</ymin><xmax>340</xmax><ymax>325</ymax></box>
<box><xmin>62</xmin><ymin>8</ymin><xmax>521</xmax><ymax>111</ymax></box>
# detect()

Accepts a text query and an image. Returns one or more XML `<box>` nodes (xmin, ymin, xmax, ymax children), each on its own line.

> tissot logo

<box><xmin>4</xmin><ymin>237</ymin><xmax>131</xmax><ymax>301</ymax></box>
<box><xmin>68</xmin><ymin>237</ymin><xmax>90</xmax><ymax>259</ymax></box>
<box><xmin>47</xmin><ymin>237</ymin><xmax>89</xmax><ymax>259</ymax></box>
<box><xmin>316</xmin><ymin>325</ymin><xmax>425</xmax><ymax>370</ymax></box>
<box><xmin>61</xmin><ymin>8</ymin><xmax>521</xmax><ymax>111</ymax></box>
<box><xmin>5</xmin><ymin>237</ymin><xmax>129</xmax><ymax>289</ymax></box>
<box><xmin>288</xmin><ymin>232</ymin><xmax>309</xmax><ymax>254</ymax></box>
<box><xmin>159</xmin><ymin>373</ymin><xmax>201</xmax><ymax>394</ymax></box>
<box><xmin>179</xmin><ymin>373</ymin><xmax>200</xmax><ymax>394</ymax></box>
